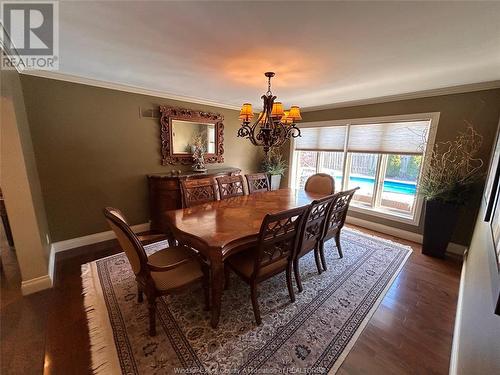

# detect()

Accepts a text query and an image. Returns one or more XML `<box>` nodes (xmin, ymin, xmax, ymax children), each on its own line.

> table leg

<box><xmin>210</xmin><ymin>257</ymin><xmax>224</xmax><ymax>328</ymax></box>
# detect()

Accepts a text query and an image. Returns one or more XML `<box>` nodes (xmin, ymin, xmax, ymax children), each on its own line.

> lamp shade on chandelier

<box><xmin>237</xmin><ymin>72</ymin><xmax>301</xmax><ymax>154</ymax></box>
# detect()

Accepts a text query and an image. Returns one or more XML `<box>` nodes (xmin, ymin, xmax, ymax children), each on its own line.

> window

<box><xmin>290</xmin><ymin>114</ymin><xmax>438</xmax><ymax>224</ymax></box>
<box><xmin>380</xmin><ymin>154</ymin><xmax>421</xmax><ymax>214</ymax></box>
<box><xmin>347</xmin><ymin>153</ymin><xmax>379</xmax><ymax>208</ymax></box>
<box><xmin>296</xmin><ymin>151</ymin><xmax>318</xmax><ymax>189</ymax></box>
<box><xmin>318</xmin><ymin>151</ymin><xmax>344</xmax><ymax>190</ymax></box>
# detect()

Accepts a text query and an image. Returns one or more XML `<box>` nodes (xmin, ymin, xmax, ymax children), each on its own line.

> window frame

<box><xmin>289</xmin><ymin>112</ymin><xmax>440</xmax><ymax>226</ymax></box>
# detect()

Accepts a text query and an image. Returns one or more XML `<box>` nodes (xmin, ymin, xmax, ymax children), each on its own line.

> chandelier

<box><xmin>237</xmin><ymin>72</ymin><xmax>301</xmax><ymax>154</ymax></box>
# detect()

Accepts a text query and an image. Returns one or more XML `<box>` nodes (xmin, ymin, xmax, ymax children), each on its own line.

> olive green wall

<box><xmin>283</xmin><ymin>89</ymin><xmax>500</xmax><ymax>246</ymax></box>
<box><xmin>20</xmin><ymin>75</ymin><xmax>263</xmax><ymax>242</ymax></box>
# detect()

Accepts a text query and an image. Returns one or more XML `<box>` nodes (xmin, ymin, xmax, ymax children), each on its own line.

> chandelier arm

<box><xmin>249</xmin><ymin>120</ymin><xmax>262</xmax><ymax>146</ymax></box>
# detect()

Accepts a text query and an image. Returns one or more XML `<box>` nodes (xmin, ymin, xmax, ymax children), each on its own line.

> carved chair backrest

<box><xmin>181</xmin><ymin>178</ymin><xmax>217</xmax><ymax>208</ymax></box>
<box><xmin>103</xmin><ymin>207</ymin><xmax>149</xmax><ymax>276</ymax></box>
<box><xmin>324</xmin><ymin>188</ymin><xmax>358</xmax><ymax>239</ymax></box>
<box><xmin>246</xmin><ymin>173</ymin><xmax>270</xmax><ymax>194</ymax></box>
<box><xmin>296</xmin><ymin>195</ymin><xmax>335</xmax><ymax>257</ymax></box>
<box><xmin>305</xmin><ymin>173</ymin><xmax>335</xmax><ymax>195</ymax></box>
<box><xmin>252</xmin><ymin>206</ymin><xmax>307</xmax><ymax>278</ymax></box>
<box><xmin>216</xmin><ymin>175</ymin><xmax>245</xmax><ymax>199</ymax></box>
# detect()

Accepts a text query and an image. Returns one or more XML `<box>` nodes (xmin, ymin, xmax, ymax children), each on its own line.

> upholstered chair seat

<box><xmin>305</xmin><ymin>173</ymin><xmax>335</xmax><ymax>195</ymax></box>
<box><xmin>148</xmin><ymin>248</ymin><xmax>204</xmax><ymax>290</ymax></box>
<box><xmin>227</xmin><ymin>251</ymin><xmax>288</xmax><ymax>279</ymax></box>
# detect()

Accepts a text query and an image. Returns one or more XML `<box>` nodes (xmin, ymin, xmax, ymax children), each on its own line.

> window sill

<box><xmin>349</xmin><ymin>203</ymin><xmax>420</xmax><ymax>226</ymax></box>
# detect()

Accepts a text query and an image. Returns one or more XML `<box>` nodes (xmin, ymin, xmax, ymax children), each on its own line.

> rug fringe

<box><xmin>81</xmin><ymin>241</ymin><xmax>168</xmax><ymax>375</ymax></box>
<box><xmin>82</xmin><ymin>263</ymin><xmax>119</xmax><ymax>375</ymax></box>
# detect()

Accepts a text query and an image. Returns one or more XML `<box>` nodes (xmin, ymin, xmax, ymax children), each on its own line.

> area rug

<box><xmin>82</xmin><ymin>228</ymin><xmax>412</xmax><ymax>374</ymax></box>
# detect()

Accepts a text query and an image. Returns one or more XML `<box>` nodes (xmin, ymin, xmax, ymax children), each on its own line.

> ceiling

<box><xmin>41</xmin><ymin>1</ymin><xmax>500</xmax><ymax>109</ymax></box>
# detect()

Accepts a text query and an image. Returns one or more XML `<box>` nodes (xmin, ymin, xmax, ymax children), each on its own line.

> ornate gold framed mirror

<box><xmin>159</xmin><ymin>106</ymin><xmax>224</xmax><ymax>165</ymax></box>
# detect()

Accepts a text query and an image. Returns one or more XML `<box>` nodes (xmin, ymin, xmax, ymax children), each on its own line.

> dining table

<box><xmin>164</xmin><ymin>188</ymin><xmax>324</xmax><ymax>328</ymax></box>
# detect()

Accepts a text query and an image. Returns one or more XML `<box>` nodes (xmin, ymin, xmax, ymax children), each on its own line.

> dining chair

<box><xmin>319</xmin><ymin>188</ymin><xmax>359</xmax><ymax>269</ymax></box>
<box><xmin>305</xmin><ymin>173</ymin><xmax>335</xmax><ymax>195</ymax></box>
<box><xmin>103</xmin><ymin>207</ymin><xmax>209</xmax><ymax>336</ymax></box>
<box><xmin>245</xmin><ymin>173</ymin><xmax>270</xmax><ymax>194</ymax></box>
<box><xmin>216</xmin><ymin>175</ymin><xmax>245</xmax><ymax>199</ymax></box>
<box><xmin>293</xmin><ymin>195</ymin><xmax>336</xmax><ymax>292</ymax></box>
<box><xmin>180</xmin><ymin>178</ymin><xmax>217</xmax><ymax>207</ymax></box>
<box><xmin>225</xmin><ymin>206</ymin><xmax>307</xmax><ymax>324</ymax></box>
<box><xmin>107</xmin><ymin>207</ymin><xmax>171</xmax><ymax>245</ymax></box>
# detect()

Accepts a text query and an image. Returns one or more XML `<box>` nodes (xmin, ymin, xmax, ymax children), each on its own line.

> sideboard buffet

<box><xmin>147</xmin><ymin>167</ymin><xmax>241</xmax><ymax>233</ymax></box>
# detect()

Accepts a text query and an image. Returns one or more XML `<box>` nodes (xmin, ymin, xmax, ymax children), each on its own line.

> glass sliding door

<box><xmin>295</xmin><ymin>151</ymin><xmax>318</xmax><ymax>189</ymax></box>
<box><xmin>380</xmin><ymin>154</ymin><xmax>421</xmax><ymax>214</ymax></box>
<box><xmin>318</xmin><ymin>151</ymin><xmax>344</xmax><ymax>190</ymax></box>
<box><xmin>347</xmin><ymin>153</ymin><xmax>379</xmax><ymax>207</ymax></box>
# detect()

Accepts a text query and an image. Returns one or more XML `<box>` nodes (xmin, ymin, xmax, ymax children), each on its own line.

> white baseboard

<box><xmin>21</xmin><ymin>274</ymin><xmax>53</xmax><ymax>296</ymax></box>
<box><xmin>449</xmin><ymin>249</ymin><xmax>468</xmax><ymax>375</ymax></box>
<box><xmin>446</xmin><ymin>242</ymin><xmax>468</xmax><ymax>256</ymax></box>
<box><xmin>47</xmin><ymin>222</ymin><xmax>150</xmax><ymax>284</ymax></box>
<box><xmin>346</xmin><ymin>214</ymin><xmax>467</xmax><ymax>256</ymax></box>
<box><xmin>48</xmin><ymin>245</ymin><xmax>56</xmax><ymax>283</ymax></box>
<box><xmin>346</xmin><ymin>215</ymin><xmax>423</xmax><ymax>243</ymax></box>
<box><xmin>50</xmin><ymin>222</ymin><xmax>150</xmax><ymax>253</ymax></box>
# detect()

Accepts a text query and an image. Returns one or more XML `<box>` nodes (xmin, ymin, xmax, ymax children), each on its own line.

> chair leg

<box><xmin>137</xmin><ymin>285</ymin><xmax>144</xmax><ymax>303</ymax></box>
<box><xmin>314</xmin><ymin>246</ymin><xmax>323</xmax><ymax>274</ymax></box>
<box><xmin>293</xmin><ymin>258</ymin><xmax>303</xmax><ymax>293</ymax></box>
<box><xmin>202</xmin><ymin>264</ymin><xmax>210</xmax><ymax>311</ymax></box>
<box><xmin>335</xmin><ymin>232</ymin><xmax>343</xmax><ymax>258</ymax></box>
<box><xmin>286</xmin><ymin>262</ymin><xmax>296</xmax><ymax>303</ymax></box>
<box><xmin>165</xmin><ymin>227</ymin><xmax>177</xmax><ymax>247</ymax></box>
<box><xmin>250</xmin><ymin>282</ymin><xmax>262</xmax><ymax>325</ymax></box>
<box><xmin>224</xmin><ymin>266</ymin><xmax>231</xmax><ymax>290</ymax></box>
<box><xmin>147</xmin><ymin>297</ymin><xmax>157</xmax><ymax>336</ymax></box>
<box><xmin>319</xmin><ymin>240</ymin><xmax>327</xmax><ymax>271</ymax></box>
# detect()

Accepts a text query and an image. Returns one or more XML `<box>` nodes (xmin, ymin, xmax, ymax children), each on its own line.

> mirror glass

<box><xmin>171</xmin><ymin>120</ymin><xmax>216</xmax><ymax>154</ymax></box>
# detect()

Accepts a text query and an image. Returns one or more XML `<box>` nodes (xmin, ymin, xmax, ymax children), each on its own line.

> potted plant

<box><xmin>261</xmin><ymin>148</ymin><xmax>287</xmax><ymax>190</ymax></box>
<box><xmin>419</xmin><ymin>126</ymin><xmax>484</xmax><ymax>258</ymax></box>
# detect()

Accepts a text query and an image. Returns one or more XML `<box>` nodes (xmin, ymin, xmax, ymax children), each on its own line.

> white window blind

<box><xmin>347</xmin><ymin>120</ymin><xmax>430</xmax><ymax>154</ymax></box>
<box><xmin>295</xmin><ymin>126</ymin><xmax>347</xmax><ymax>151</ymax></box>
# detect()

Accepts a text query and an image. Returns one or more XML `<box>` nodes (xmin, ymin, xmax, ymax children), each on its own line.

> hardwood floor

<box><xmin>0</xmin><ymin>225</ymin><xmax>462</xmax><ymax>375</ymax></box>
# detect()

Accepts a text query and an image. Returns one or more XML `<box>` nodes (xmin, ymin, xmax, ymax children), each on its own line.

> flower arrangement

<box><xmin>190</xmin><ymin>132</ymin><xmax>207</xmax><ymax>171</ymax></box>
<box><xmin>419</xmin><ymin>126</ymin><xmax>484</xmax><ymax>205</ymax></box>
<box><xmin>261</xmin><ymin>147</ymin><xmax>287</xmax><ymax>176</ymax></box>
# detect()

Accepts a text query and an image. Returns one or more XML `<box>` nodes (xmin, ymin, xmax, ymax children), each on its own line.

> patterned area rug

<box><xmin>82</xmin><ymin>228</ymin><xmax>412</xmax><ymax>374</ymax></box>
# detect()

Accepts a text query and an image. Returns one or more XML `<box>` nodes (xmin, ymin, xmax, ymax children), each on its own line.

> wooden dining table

<box><xmin>164</xmin><ymin>188</ymin><xmax>324</xmax><ymax>328</ymax></box>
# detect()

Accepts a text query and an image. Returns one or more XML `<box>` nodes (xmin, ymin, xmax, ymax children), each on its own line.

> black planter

<box><xmin>422</xmin><ymin>199</ymin><xmax>459</xmax><ymax>258</ymax></box>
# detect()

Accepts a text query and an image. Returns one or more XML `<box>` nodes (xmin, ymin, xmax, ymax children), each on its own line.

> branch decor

<box><xmin>419</xmin><ymin>126</ymin><xmax>484</xmax><ymax>205</ymax></box>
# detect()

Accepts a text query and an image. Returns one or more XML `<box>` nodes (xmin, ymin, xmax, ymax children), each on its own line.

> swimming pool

<box><xmin>334</xmin><ymin>175</ymin><xmax>417</xmax><ymax>195</ymax></box>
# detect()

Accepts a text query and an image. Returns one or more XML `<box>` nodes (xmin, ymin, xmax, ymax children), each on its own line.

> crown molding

<box><xmin>17</xmin><ymin>69</ymin><xmax>500</xmax><ymax>113</ymax></box>
<box><xmin>19</xmin><ymin>70</ymin><xmax>241</xmax><ymax>111</ymax></box>
<box><xmin>301</xmin><ymin>80</ymin><xmax>500</xmax><ymax>112</ymax></box>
